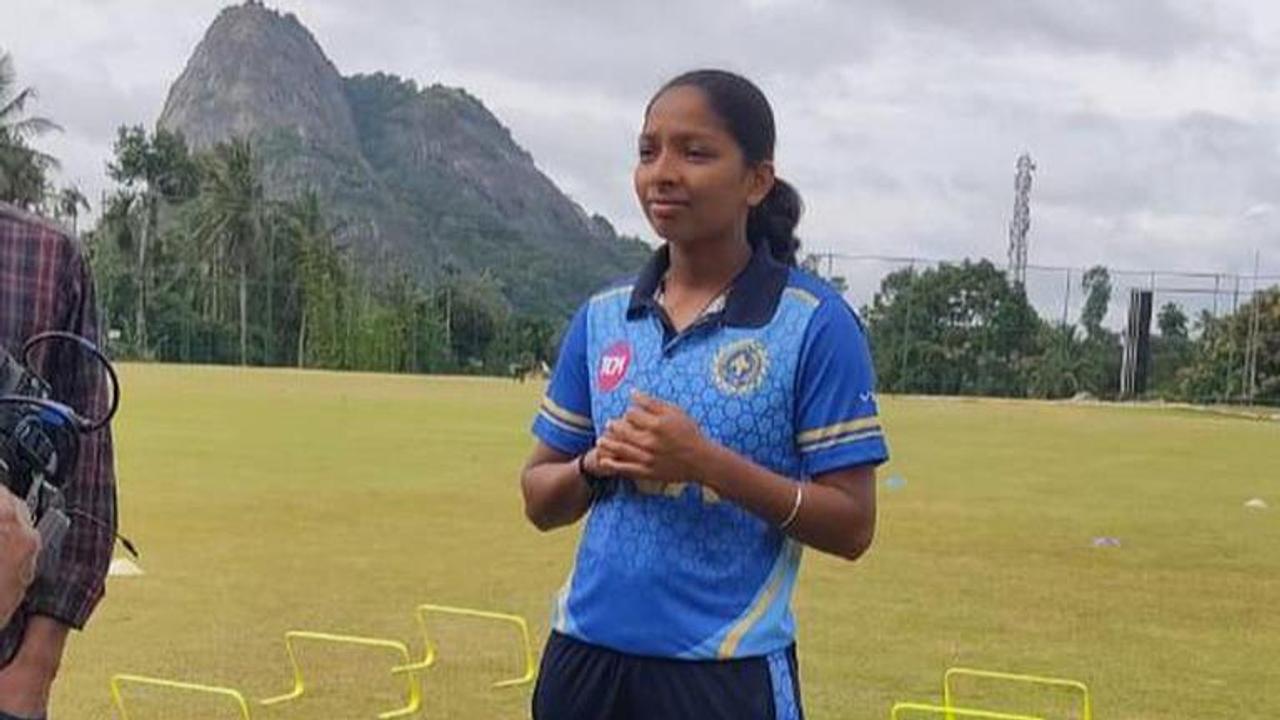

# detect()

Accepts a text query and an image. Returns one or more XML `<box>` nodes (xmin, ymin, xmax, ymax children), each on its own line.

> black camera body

<box><xmin>0</xmin><ymin>334</ymin><xmax>113</xmax><ymax>580</ymax></box>
<box><xmin>0</xmin><ymin>349</ymin><xmax>77</xmax><ymax>497</ymax></box>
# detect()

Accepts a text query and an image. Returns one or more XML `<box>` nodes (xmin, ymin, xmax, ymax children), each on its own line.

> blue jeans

<box><xmin>0</xmin><ymin>711</ymin><xmax>44</xmax><ymax>720</ymax></box>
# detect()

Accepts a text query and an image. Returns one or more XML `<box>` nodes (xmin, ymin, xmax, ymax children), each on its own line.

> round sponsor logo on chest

<box><xmin>598</xmin><ymin>340</ymin><xmax>632</xmax><ymax>392</ymax></box>
<box><xmin>713</xmin><ymin>339</ymin><xmax>769</xmax><ymax>396</ymax></box>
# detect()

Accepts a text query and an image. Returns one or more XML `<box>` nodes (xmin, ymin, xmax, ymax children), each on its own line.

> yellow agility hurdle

<box><xmin>391</xmin><ymin>603</ymin><xmax>536</xmax><ymax>689</ymax></box>
<box><xmin>110</xmin><ymin>674</ymin><xmax>253</xmax><ymax>720</ymax></box>
<box><xmin>891</xmin><ymin>702</ymin><xmax>1045</xmax><ymax>720</ymax></box>
<box><xmin>943</xmin><ymin>667</ymin><xmax>1092</xmax><ymax>720</ymax></box>
<box><xmin>259</xmin><ymin>630</ymin><xmax>422</xmax><ymax>719</ymax></box>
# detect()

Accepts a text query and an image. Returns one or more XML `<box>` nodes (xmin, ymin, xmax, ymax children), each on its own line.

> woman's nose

<box><xmin>648</xmin><ymin>149</ymin><xmax>680</xmax><ymax>187</ymax></box>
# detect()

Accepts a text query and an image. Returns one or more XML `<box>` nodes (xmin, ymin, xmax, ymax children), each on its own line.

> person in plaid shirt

<box><xmin>0</xmin><ymin>201</ymin><xmax>116</xmax><ymax>720</ymax></box>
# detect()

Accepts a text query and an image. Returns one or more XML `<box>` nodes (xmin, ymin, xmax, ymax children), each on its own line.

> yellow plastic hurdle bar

<box><xmin>943</xmin><ymin>668</ymin><xmax>1092</xmax><ymax>720</ymax></box>
<box><xmin>391</xmin><ymin>603</ymin><xmax>536</xmax><ymax>689</ymax></box>
<box><xmin>110</xmin><ymin>674</ymin><xmax>254</xmax><ymax>720</ymax></box>
<box><xmin>259</xmin><ymin>630</ymin><xmax>422</xmax><ymax>719</ymax></box>
<box><xmin>891</xmin><ymin>702</ymin><xmax>1045</xmax><ymax>720</ymax></box>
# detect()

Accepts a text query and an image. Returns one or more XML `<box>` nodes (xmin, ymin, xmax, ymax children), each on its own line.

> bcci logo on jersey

<box><xmin>712</xmin><ymin>339</ymin><xmax>769</xmax><ymax>396</ymax></box>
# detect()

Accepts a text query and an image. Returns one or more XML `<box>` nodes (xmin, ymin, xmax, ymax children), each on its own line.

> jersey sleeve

<box><xmin>794</xmin><ymin>296</ymin><xmax>889</xmax><ymax>476</ymax></box>
<box><xmin>532</xmin><ymin>302</ymin><xmax>595</xmax><ymax>456</ymax></box>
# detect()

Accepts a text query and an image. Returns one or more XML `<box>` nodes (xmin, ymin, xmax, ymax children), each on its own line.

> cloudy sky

<box><xmin>4</xmin><ymin>0</ymin><xmax>1279</xmax><ymax>305</ymax></box>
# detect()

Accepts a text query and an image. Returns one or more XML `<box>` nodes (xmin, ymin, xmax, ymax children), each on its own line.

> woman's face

<box><xmin>635</xmin><ymin>85</ymin><xmax>771</xmax><ymax>247</ymax></box>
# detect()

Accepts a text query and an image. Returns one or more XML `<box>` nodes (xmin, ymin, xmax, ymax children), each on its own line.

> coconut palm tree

<box><xmin>280</xmin><ymin>189</ymin><xmax>347</xmax><ymax>367</ymax></box>
<box><xmin>193</xmin><ymin>137</ymin><xmax>267</xmax><ymax>365</ymax></box>
<box><xmin>56</xmin><ymin>185</ymin><xmax>89</xmax><ymax>234</ymax></box>
<box><xmin>0</xmin><ymin>52</ymin><xmax>60</xmax><ymax>208</ymax></box>
<box><xmin>106</xmin><ymin>125</ymin><xmax>199</xmax><ymax>355</ymax></box>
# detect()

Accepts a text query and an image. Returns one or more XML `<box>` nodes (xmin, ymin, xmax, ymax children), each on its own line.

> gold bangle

<box><xmin>779</xmin><ymin>483</ymin><xmax>803</xmax><ymax>531</ymax></box>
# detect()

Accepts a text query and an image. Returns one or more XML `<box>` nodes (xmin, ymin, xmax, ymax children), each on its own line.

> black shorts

<box><xmin>532</xmin><ymin>631</ymin><xmax>804</xmax><ymax>720</ymax></box>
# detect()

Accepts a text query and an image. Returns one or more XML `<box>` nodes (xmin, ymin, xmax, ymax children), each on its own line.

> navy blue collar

<box><xmin>626</xmin><ymin>242</ymin><xmax>789</xmax><ymax>329</ymax></box>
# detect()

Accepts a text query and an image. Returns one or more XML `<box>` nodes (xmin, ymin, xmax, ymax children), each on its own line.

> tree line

<box><xmin>3</xmin><ymin>50</ymin><xmax>1275</xmax><ymax>399</ymax></box>
<box><xmin>85</xmin><ymin>126</ymin><xmax>555</xmax><ymax>375</ymax></box>
<box><xmin>852</xmin><ymin>258</ymin><xmax>1278</xmax><ymax>404</ymax></box>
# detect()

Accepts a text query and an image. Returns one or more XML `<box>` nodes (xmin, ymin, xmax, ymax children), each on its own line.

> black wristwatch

<box><xmin>577</xmin><ymin>452</ymin><xmax>609</xmax><ymax>501</ymax></box>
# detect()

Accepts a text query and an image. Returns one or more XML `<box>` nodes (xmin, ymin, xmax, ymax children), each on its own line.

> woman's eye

<box><xmin>686</xmin><ymin>147</ymin><xmax>713</xmax><ymax>161</ymax></box>
<box><xmin>638</xmin><ymin>146</ymin><xmax>656</xmax><ymax>162</ymax></box>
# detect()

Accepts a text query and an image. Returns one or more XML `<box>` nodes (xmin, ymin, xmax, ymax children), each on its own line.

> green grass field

<box><xmin>50</xmin><ymin>364</ymin><xmax>1279</xmax><ymax>719</ymax></box>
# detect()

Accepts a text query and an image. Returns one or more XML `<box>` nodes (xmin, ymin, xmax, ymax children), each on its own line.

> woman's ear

<box><xmin>747</xmin><ymin>160</ymin><xmax>775</xmax><ymax>208</ymax></box>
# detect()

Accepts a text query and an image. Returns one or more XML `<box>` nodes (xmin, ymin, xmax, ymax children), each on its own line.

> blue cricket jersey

<box><xmin>531</xmin><ymin>243</ymin><xmax>889</xmax><ymax>660</ymax></box>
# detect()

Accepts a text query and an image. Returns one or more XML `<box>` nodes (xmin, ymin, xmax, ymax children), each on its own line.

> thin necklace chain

<box><xmin>658</xmin><ymin>271</ymin><xmax>734</xmax><ymax>324</ymax></box>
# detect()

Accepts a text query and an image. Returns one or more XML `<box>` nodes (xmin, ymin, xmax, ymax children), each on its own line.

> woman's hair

<box><xmin>648</xmin><ymin>69</ymin><xmax>803</xmax><ymax>266</ymax></box>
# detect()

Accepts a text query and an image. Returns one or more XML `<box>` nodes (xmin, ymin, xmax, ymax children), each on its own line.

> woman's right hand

<box><xmin>521</xmin><ymin>441</ymin><xmax>610</xmax><ymax>532</ymax></box>
<box><xmin>582</xmin><ymin>444</ymin><xmax>612</xmax><ymax>478</ymax></box>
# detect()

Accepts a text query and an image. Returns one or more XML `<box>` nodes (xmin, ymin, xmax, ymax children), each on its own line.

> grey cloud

<box><xmin>882</xmin><ymin>0</ymin><xmax>1234</xmax><ymax>59</ymax></box>
<box><xmin>326</xmin><ymin>0</ymin><xmax>1239</xmax><ymax>99</ymax></box>
<box><xmin>28</xmin><ymin>65</ymin><xmax>160</xmax><ymax>145</ymax></box>
<box><xmin>1</xmin><ymin>0</ymin><xmax>1276</xmax><ymax>280</ymax></box>
<box><xmin>1034</xmin><ymin>110</ymin><xmax>1280</xmax><ymax>218</ymax></box>
<box><xmin>308</xmin><ymin>0</ymin><xmax>882</xmax><ymax>94</ymax></box>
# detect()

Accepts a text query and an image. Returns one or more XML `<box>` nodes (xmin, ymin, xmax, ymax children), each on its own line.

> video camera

<box><xmin>0</xmin><ymin>331</ymin><xmax>121</xmax><ymax>579</ymax></box>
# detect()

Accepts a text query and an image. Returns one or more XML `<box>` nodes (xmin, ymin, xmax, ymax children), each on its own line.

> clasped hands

<box><xmin>588</xmin><ymin>390</ymin><xmax>713</xmax><ymax>489</ymax></box>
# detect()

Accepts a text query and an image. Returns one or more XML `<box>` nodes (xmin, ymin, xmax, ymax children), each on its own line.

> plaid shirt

<box><xmin>0</xmin><ymin>202</ymin><xmax>116</xmax><ymax>665</ymax></box>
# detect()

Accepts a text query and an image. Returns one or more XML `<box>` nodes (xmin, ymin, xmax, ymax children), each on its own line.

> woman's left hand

<box><xmin>597</xmin><ymin>391</ymin><xmax>711</xmax><ymax>485</ymax></box>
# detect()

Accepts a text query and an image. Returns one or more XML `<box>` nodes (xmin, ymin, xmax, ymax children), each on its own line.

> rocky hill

<box><xmin>158</xmin><ymin>1</ymin><xmax>649</xmax><ymax>316</ymax></box>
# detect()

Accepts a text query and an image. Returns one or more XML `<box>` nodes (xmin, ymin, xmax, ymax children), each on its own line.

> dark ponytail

<box><xmin>651</xmin><ymin>69</ymin><xmax>803</xmax><ymax>266</ymax></box>
<box><xmin>747</xmin><ymin>178</ymin><xmax>802</xmax><ymax>267</ymax></box>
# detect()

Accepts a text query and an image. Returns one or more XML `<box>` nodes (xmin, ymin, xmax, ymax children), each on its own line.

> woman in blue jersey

<box><xmin>521</xmin><ymin>69</ymin><xmax>888</xmax><ymax>720</ymax></box>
